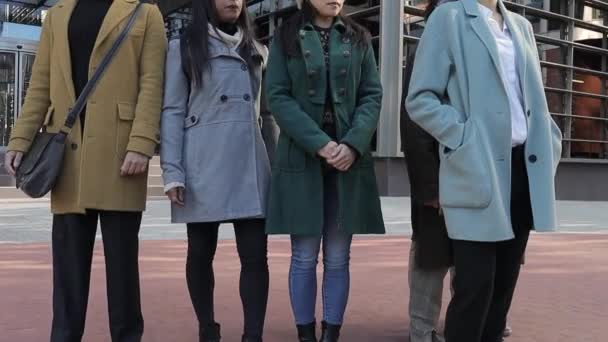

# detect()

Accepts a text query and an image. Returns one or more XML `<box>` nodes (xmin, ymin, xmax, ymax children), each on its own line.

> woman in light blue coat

<box><xmin>406</xmin><ymin>0</ymin><xmax>562</xmax><ymax>341</ymax></box>
<box><xmin>160</xmin><ymin>0</ymin><xmax>271</xmax><ymax>341</ymax></box>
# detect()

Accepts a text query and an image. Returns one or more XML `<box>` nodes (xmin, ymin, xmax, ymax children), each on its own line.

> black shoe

<box><xmin>200</xmin><ymin>322</ymin><xmax>221</xmax><ymax>342</ymax></box>
<box><xmin>319</xmin><ymin>321</ymin><xmax>341</xmax><ymax>342</ymax></box>
<box><xmin>296</xmin><ymin>322</ymin><xmax>317</xmax><ymax>342</ymax></box>
<box><xmin>242</xmin><ymin>335</ymin><xmax>263</xmax><ymax>342</ymax></box>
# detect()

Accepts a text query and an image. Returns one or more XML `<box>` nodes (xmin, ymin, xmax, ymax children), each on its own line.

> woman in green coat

<box><xmin>265</xmin><ymin>0</ymin><xmax>384</xmax><ymax>341</ymax></box>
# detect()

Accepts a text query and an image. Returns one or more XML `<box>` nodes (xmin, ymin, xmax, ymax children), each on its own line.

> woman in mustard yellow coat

<box><xmin>3</xmin><ymin>0</ymin><xmax>166</xmax><ymax>340</ymax></box>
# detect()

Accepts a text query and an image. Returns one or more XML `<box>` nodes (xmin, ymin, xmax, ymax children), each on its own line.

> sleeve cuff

<box><xmin>127</xmin><ymin>137</ymin><xmax>158</xmax><ymax>158</ymax></box>
<box><xmin>7</xmin><ymin>137</ymin><xmax>33</xmax><ymax>153</ymax></box>
<box><xmin>164</xmin><ymin>182</ymin><xmax>185</xmax><ymax>193</ymax></box>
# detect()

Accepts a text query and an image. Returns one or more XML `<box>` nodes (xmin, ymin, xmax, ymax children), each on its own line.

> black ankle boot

<box><xmin>296</xmin><ymin>322</ymin><xmax>317</xmax><ymax>342</ymax></box>
<box><xmin>200</xmin><ymin>323</ymin><xmax>221</xmax><ymax>342</ymax></box>
<box><xmin>241</xmin><ymin>335</ymin><xmax>262</xmax><ymax>342</ymax></box>
<box><xmin>319</xmin><ymin>321</ymin><xmax>341</xmax><ymax>342</ymax></box>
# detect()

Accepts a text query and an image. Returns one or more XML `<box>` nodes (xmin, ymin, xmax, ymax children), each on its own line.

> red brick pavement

<box><xmin>0</xmin><ymin>234</ymin><xmax>607</xmax><ymax>342</ymax></box>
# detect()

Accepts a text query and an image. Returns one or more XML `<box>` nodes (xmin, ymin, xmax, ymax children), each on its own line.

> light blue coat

<box><xmin>406</xmin><ymin>0</ymin><xmax>562</xmax><ymax>242</ymax></box>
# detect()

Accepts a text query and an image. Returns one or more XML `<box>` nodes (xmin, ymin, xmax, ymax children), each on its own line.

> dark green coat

<box><xmin>264</xmin><ymin>20</ymin><xmax>385</xmax><ymax>236</ymax></box>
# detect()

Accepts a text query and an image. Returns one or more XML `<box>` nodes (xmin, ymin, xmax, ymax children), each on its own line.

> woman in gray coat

<box><xmin>160</xmin><ymin>1</ymin><xmax>271</xmax><ymax>341</ymax></box>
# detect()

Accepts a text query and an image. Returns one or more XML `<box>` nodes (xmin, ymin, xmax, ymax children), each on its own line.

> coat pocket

<box><xmin>276</xmin><ymin>136</ymin><xmax>306</xmax><ymax>172</ymax></box>
<box><xmin>438</xmin><ymin>120</ymin><xmax>492</xmax><ymax>209</ymax></box>
<box><xmin>43</xmin><ymin>106</ymin><xmax>54</xmax><ymax>128</ymax></box>
<box><xmin>116</xmin><ymin>102</ymin><xmax>135</xmax><ymax>155</ymax></box>
<box><xmin>549</xmin><ymin>117</ymin><xmax>563</xmax><ymax>174</ymax></box>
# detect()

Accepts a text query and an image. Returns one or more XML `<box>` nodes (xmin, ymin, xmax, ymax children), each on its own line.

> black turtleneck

<box><xmin>218</xmin><ymin>22</ymin><xmax>238</xmax><ymax>36</ymax></box>
<box><xmin>68</xmin><ymin>0</ymin><xmax>112</xmax><ymax>126</ymax></box>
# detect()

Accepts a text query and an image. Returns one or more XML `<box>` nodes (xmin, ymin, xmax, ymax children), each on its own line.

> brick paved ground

<box><xmin>1</xmin><ymin>234</ymin><xmax>607</xmax><ymax>342</ymax></box>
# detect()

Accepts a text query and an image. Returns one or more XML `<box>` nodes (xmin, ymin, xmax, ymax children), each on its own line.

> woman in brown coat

<box><xmin>3</xmin><ymin>0</ymin><xmax>166</xmax><ymax>341</ymax></box>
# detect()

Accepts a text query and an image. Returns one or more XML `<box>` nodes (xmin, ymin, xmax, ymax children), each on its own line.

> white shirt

<box><xmin>478</xmin><ymin>4</ymin><xmax>528</xmax><ymax>147</ymax></box>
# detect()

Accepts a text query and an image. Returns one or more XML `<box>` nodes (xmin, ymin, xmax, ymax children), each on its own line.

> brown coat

<box><xmin>8</xmin><ymin>0</ymin><xmax>167</xmax><ymax>214</ymax></box>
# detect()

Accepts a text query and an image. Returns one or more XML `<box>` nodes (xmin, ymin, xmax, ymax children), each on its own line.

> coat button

<box><xmin>527</xmin><ymin>110</ymin><xmax>531</xmax><ymax>117</ymax></box>
<box><xmin>220</xmin><ymin>95</ymin><xmax>228</xmax><ymax>102</ymax></box>
<box><xmin>529</xmin><ymin>155</ymin><xmax>538</xmax><ymax>163</ymax></box>
<box><xmin>343</xmin><ymin>50</ymin><xmax>350</xmax><ymax>57</ymax></box>
<box><xmin>340</xmin><ymin>68</ymin><xmax>347</xmax><ymax>75</ymax></box>
<box><xmin>71</xmin><ymin>143</ymin><xmax>78</xmax><ymax>150</ymax></box>
<box><xmin>308</xmin><ymin>70</ymin><xmax>317</xmax><ymax>77</ymax></box>
<box><xmin>243</xmin><ymin>94</ymin><xmax>251</xmax><ymax>101</ymax></box>
<box><xmin>339</xmin><ymin>88</ymin><xmax>346</xmax><ymax>95</ymax></box>
<box><xmin>342</xmin><ymin>37</ymin><xmax>351</xmax><ymax>44</ymax></box>
<box><xmin>241</xmin><ymin>64</ymin><xmax>248</xmax><ymax>71</ymax></box>
<box><xmin>308</xmin><ymin>89</ymin><xmax>316</xmax><ymax>96</ymax></box>
<box><xmin>190</xmin><ymin>116</ymin><xmax>196</xmax><ymax>123</ymax></box>
<box><xmin>304</xmin><ymin>50</ymin><xmax>311</xmax><ymax>58</ymax></box>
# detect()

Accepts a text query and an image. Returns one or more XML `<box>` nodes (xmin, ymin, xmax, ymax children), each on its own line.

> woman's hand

<box><xmin>318</xmin><ymin>141</ymin><xmax>339</xmax><ymax>159</ymax></box>
<box><xmin>3</xmin><ymin>151</ymin><xmax>24</xmax><ymax>176</ymax></box>
<box><xmin>328</xmin><ymin>144</ymin><xmax>356</xmax><ymax>171</ymax></box>
<box><xmin>166</xmin><ymin>187</ymin><xmax>185</xmax><ymax>207</ymax></box>
<box><xmin>120</xmin><ymin>152</ymin><xmax>150</xmax><ymax>176</ymax></box>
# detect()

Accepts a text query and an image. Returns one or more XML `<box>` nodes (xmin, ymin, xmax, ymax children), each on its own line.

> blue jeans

<box><xmin>288</xmin><ymin>174</ymin><xmax>353</xmax><ymax>325</ymax></box>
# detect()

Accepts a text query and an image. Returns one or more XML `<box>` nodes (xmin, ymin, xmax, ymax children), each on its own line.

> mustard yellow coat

<box><xmin>8</xmin><ymin>0</ymin><xmax>167</xmax><ymax>214</ymax></box>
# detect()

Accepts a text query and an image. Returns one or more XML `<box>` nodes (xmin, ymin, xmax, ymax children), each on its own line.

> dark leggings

<box><xmin>186</xmin><ymin>219</ymin><xmax>269</xmax><ymax>339</ymax></box>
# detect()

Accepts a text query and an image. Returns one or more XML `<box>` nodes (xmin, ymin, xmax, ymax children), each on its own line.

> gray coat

<box><xmin>160</xmin><ymin>37</ymin><xmax>271</xmax><ymax>223</ymax></box>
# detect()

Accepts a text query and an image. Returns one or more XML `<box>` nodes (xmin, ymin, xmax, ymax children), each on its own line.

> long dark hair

<box><xmin>424</xmin><ymin>0</ymin><xmax>441</xmax><ymax>20</ymax></box>
<box><xmin>277</xmin><ymin>0</ymin><xmax>371</xmax><ymax>58</ymax></box>
<box><xmin>180</xmin><ymin>0</ymin><xmax>260</xmax><ymax>88</ymax></box>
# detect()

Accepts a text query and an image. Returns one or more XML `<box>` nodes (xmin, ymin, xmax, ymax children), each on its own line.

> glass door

<box><xmin>0</xmin><ymin>51</ymin><xmax>17</xmax><ymax>147</ymax></box>
<box><xmin>19</xmin><ymin>52</ymin><xmax>35</xmax><ymax>111</ymax></box>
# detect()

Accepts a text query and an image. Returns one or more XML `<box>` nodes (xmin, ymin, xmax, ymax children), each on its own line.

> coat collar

<box><xmin>461</xmin><ymin>0</ymin><xmax>482</xmax><ymax>17</ymax></box>
<box><xmin>302</xmin><ymin>17</ymin><xmax>347</xmax><ymax>34</ymax></box>
<box><xmin>54</xmin><ymin>0</ymin><xmax>139</xmax><ymax>103</ymax></box>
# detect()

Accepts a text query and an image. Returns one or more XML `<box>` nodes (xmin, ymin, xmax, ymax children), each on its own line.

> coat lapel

<box><xmin>92</xmin><ymin>0</ymin><xmax>138</xmax><ymax>53</ymax></box>
<box><xmin>499</xmin><ymin>0</ymin><xmax>529</xmax><ymax>104</ymax></box>
<box><xmin>54</xmin><ymin>0</ymin><xmax>78</xmax><ymax>103</ymax></box>
<box><xmin>462</xmin><ymin>0</ymin><xmax>504</xmax><ymax>83</ymax></box>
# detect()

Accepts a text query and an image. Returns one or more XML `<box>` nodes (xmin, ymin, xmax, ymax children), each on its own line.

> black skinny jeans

<box><xmin>186</xmin><ymin>219</ymin><xmax>269</xmax><ymax>339</ymax></box>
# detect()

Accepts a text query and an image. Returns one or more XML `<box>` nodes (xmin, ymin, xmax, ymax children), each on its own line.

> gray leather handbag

<box><xmin>15</xmin><ymin>3</ymin><xmax>143</xmax><ymax>198</ymax></box>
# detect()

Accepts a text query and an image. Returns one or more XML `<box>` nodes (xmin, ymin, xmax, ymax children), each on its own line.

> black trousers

<box><xmin>186</xmin><ymin>219</ymin><xmax>269</xmax><ymax>339</ymax></box>
<box><xmin>445</xmin><ymin>145</ymin><xmax>533</xmax><ymax>342</ymax></box>
<box><xmin>50</xmin><ymin>210</ymin><xmax>143</xmax><ymax>342</ymax></box>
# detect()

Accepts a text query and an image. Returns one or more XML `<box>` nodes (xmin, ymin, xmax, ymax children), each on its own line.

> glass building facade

<box><xmin>0</xmin><ymin>0</ymin><xmax>49</xmax><ymax>150</ymax></box>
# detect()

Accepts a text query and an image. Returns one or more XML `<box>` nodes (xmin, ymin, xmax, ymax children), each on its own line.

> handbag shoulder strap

<box><xmin>60</xmin><ymin>2</ymin><xmax>144</xmax><ymax>134</ymax></box>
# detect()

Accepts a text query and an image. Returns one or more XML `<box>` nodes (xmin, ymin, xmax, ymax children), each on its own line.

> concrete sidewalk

<box><xmin>0</xmin><ymin>235</ymin><xmax>607</xmax><ymax>341</ymax></box>
<box><xmin>2</xmin><ymin>198</ymin><xmax>608</xmax><ymax>243</ymax></box>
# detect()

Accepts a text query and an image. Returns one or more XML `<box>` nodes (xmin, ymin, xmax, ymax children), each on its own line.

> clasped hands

<box><xmin>318</xmin><ymin>141</ymin><xmax>356</xmax><ymax>172</ymax></box>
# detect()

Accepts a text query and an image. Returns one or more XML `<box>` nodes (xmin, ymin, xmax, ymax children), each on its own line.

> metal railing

<box><xmin>403</xmin><ymin>1</ymin><xmax>608</xmax><ymax>160</ymax></box>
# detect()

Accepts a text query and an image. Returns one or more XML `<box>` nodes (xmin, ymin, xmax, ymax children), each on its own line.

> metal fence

<box><xmin>0</xmin><ymin>1</ymin><xmax>48</xmax><ymax>26</ymax></box>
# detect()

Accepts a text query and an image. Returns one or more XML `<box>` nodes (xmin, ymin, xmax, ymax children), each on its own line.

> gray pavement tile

<box><xmin>1</xmin><ymin>198</ymin><xmax>608</xmax><ymax>243</ymax></box>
